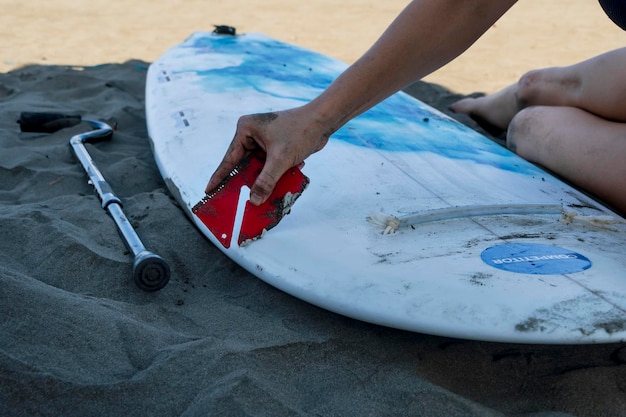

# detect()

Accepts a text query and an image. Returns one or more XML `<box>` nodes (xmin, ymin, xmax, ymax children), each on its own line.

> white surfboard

<box><xmin>146</xmin><ymin>31</ymin><xmax>626</xmax><ymax>344</ymax></box>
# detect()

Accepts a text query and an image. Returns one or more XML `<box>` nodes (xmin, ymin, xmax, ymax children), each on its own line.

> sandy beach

<box><xmin>3</xmin><ymin>0</ymin><xmax>625</xmax><ymax>92</ymax></box>
<box><xmin>1</xmin><ymin>1</ymin><xmax>625</xmax><ymax>416</ymax></box>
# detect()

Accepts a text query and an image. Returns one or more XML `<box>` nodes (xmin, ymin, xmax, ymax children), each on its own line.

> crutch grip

<box><xmin>18</xmin><ymin>112</ymin><xmax>82</xmax><ymax>133</ymax></box>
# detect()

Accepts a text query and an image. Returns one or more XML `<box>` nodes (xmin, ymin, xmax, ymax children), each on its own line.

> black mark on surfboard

<box><xmin>516</xmin><ymin>294</ymin><xmax>626</xmax><ymax>336</ymax></box>
<box><xmin>515</xmin><ymin>317</ymin><xmax>547</xmax><ymax>333</ymax></box>
<box><xmin>580</xmin><ymin>320</ymin><xmax>626</xmax><ymax>336</ymax></box>
<box><xmin>180</xmin><ymin>112</ymin><xmax>189</xmax><ymax>127</ymax></box>
<box><xmin>469</xmin><ymin>272</ymin><xmax>492</xmax><ymax>287</ymax></box>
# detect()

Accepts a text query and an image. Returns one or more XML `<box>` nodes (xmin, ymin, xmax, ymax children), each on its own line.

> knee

<box><xmin>506</xmin><ymin>106</ymin><xmax>543</xmax><ymax>158</ymax></box>
<box><xmin>516</xmin><ymin>67</ymin><xmax>582</xmax><ymax>108</ymax></box>
<box><xmin>515</xmin><ymin>70</ymin><xmax>545</xmax><ymax>107</ymax></box>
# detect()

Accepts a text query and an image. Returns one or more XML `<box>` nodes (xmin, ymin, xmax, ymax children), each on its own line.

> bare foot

<box><xmin>450</xmin><ymin>84</ymin><xmax>520</xmax><ymax>132</ymax></box>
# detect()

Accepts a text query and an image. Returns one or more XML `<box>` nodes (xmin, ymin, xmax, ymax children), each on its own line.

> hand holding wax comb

<box><xmin>192</xmin><ymin>150</ymin><xmax>310</xmax><ymax>248</ymax></box>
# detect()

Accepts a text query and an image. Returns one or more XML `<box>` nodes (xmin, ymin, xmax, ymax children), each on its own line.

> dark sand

<box><xmin>0</xmin><ymin>61</ymin><xmax>624</xmax><ymax>417</ymax></box>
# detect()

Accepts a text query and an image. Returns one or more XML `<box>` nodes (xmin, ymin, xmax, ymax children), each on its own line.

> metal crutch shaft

<box><xmin>69</xmin><ymin>119</ymin><xmax>170</xmax><ymax>291</ymax></box>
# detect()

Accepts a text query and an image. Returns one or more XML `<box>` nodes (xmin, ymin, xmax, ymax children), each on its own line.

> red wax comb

<box><xmin>192</xmin><ymin>151</ymin><xmax>309</xmax><ymax>248</ymax></box>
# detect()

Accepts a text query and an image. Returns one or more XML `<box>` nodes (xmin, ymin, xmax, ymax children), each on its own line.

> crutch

<box><xmin>19</xmin><ymin>112</ymin><xmax>170</xmax><ymax>291</ymax></box>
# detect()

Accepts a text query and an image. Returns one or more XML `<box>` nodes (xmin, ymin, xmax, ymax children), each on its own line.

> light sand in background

<box><xmin>2</xmin><ymin>0</ymin><xmax>625</xmax><ymax>94</ymax></box>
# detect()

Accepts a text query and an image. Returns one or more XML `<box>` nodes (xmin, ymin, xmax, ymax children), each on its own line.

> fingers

<box><xmin>205</xmin><ymin>116</ymin><xmax>264</xmax><ymax>193</ymax></box>
<box><xmin>205</xmin><ymin>141</ymin><xmax>248</xmax><ymax>193</ymax></box>
<box><xmin>249</xmin><ymin>154</ymin><xmax>293</xmax><ymax>206</ymax></box>
<box><xmin>206</xmin><ymin>146</ymin><xmax>295</xmax><ymax>206</ymax></box>
<box><xmin>205</xmin><ymin>110</ymin><xmax>316</xmax><ymax>205</ymax></box>
<box><xmin>250</xmin><ymin>149</ymin><xmax>308</xmax><ymax>205</ymax></box>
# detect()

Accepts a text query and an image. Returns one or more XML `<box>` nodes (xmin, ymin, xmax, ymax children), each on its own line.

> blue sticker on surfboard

<box><xmin>481</xmin><ymin>243</ymin><xmax>592</xmax><ymax>275</ymax></box>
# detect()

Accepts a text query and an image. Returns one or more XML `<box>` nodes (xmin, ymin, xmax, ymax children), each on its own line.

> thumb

<box><xmin>249</xmin><ymin>161</ymin><xmax>287</xmax><ymax>206</ymax></box>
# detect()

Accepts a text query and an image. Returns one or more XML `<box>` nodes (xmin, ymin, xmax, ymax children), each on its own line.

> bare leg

<box><xmin>449</xmin><ymin>48</ymin><xmax>626</xmax><ymax>213</ymax></box>
<box><xmin>450</xmin><ymin>47</ymin><xmax>626</xmax><ymax>129</ymax></box>
<box><xmin>508</xmin><ymin>106</ymin><xmax>626</xmax><ymax>214</ymax></box>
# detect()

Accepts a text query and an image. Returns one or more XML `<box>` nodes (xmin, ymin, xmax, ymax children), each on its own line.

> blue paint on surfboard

<box><xmin>172</xmin><ymin>32</ymin><xmax>536</xmax><ymax>175</ymax></box>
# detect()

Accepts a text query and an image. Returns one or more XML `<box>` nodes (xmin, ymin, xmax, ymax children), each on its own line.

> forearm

<box><xmin>308</xmin><ymin>0</ymin><xmax>517</xmax><ymax>136</ymax></box>
<box><xmin>206</xmin><ymin>0</ymin><xmax>517</xmax><ymax>204</ymax></box>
